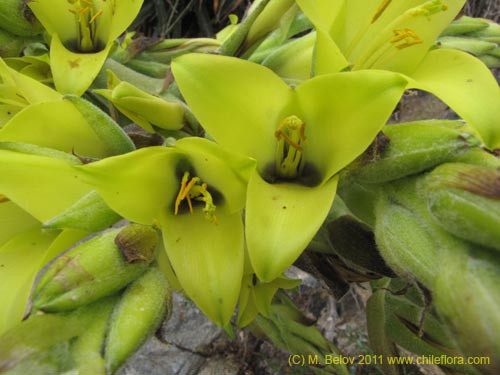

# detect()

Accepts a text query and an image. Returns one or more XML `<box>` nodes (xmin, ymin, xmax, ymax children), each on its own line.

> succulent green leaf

<box><xmin>63</xmin><ymin>94</ymin><xmax>136</xmax><ymax>155</ymax></box>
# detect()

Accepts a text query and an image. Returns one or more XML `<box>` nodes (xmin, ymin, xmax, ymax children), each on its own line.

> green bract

<box><xmin>171</xmin><ymin>53</ymin><xmax>408</xmax><ymax>282</ymax></box>
<box><xmin>94</xmin><ymin>71</ymin><xmax>186</xmax><ymax>133</ymax></box>
<box><xmin>296</xmin><ymin>0</ymin><xmax>500</xmax><ymax>149</ymax></box>
<box><xmin>28</xmin><ymin>0</ymin><xmax>144</xmax><ymax>95</ymax></box>
<box><xmin>74</xmin><ymin>138</ymin><xmax>255</xmax><ymax>327</ymax></box>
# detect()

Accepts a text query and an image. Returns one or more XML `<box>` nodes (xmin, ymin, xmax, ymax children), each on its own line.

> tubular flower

<box><xmin>171</xmin><ymin>54</ymin><xmax>408</xmax><ymax>282</ymax></box>
<box><xmin>28</xmin><ymin>0</ymin><xmax>144</xmax><ymax>95</ymax></box>
<box><xmin>73</xmin><ymin>138</ymin><xmax>255</xmax><ymax>327</ymax></box>
<box><xmin>296</xmin><ymin>0</ymin><xmax>500</xmax><ymax>149</ymax></box>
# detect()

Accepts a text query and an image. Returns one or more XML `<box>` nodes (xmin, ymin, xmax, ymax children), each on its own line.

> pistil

<box><xmin>274</xmin><ymin>115</ymin><xmax>307</xmax><ymax>179</ymax></box>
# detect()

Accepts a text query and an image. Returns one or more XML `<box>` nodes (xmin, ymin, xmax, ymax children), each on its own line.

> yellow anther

<box><xmin>371</xmin><ymin>0</ymin><xmax>392</xmax><ymax>23</ymax></box>
<box><xmin>174</xmin><ymin>172</ymin><xmax>217</xmax><ymax>224</ymax></box>
<box><xmin>390</xmin><ymin>28</ymin><xmax>423</xmax><ymax>49</ymax></box>
<box><xmin>89</xmin><ymin>9</ymin><xmax>103</xmax><ymax>23</ymax></box>
<box><xmin>275</xmin><ymin>115</ymin><xmax>307</xmax><ymax>179</ymax></box>
<box><xmin>409</xmin><ymin>0</ymin><xmax>448</xmax><ymax>18</ymax></box>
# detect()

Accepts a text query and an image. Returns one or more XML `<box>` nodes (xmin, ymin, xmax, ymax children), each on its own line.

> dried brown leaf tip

<box><xmin>115</xmin><ymin>224</ymin><xmax>159</xmax><ymax>263</ymax></box>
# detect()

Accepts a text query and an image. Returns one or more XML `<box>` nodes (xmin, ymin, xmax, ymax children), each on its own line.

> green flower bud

<box><xmin>434</xmin><ymin>246</ymin><xmax>500</xmax><ymax>374</ymax></box>
<box><xmin>44</xmin><ymin>190</ymin><xmax>122</xmax><ymax>232</ymax></box>
<box><xmin>0</xmin><ymin>28</ymin><xmax>32</xmax><ymax>57</ymax></box>
<box><xmin>32</xmin><ymin>224</ymin><xmax>158</xmax><ymax>312</ymax></box>
<box><xmin>425</xmin><ymin>162</ymin><xmax>500</xmax><ymax>251</ymax></box>
<box><xmin>374</xmin><ymin>195</ymin><xmax>439</xmax><ymax>288</ymax></box>
<box><xmin>93</xmin><ymin>71</ymin><xmax>186</xmax><ymax>133</ymax></box>
<box><xmin>346</xmin><ymin>121</ymin><xmax>480</xmax><ymax>184</ymax></box>
<box><xmin>440</xmin><ymin>16</ymin><xmax>490</xmax><ymax>37</ymax></box>
<box><xmin>467</xmin><ymin>19</ymin><xmax>500</xmax><ymax>43</ymax></box>
<box><xmin>0</xmin><ymin>0</ymin><xmax>43</xmax><ymax>37</ymax></box>
<box><xmin>104</xmin><ymin>267</ymin><xmax>170</xmax><ymax>373</ymax></box>
<box><xmin>436</xmin><ymin>36</ymin><xmax>497</xmax><ymax>56</ymax></box>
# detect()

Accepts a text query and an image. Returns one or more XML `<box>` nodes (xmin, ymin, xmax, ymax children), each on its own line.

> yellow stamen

<box><xmin>89</xmin><ymin>9</ymin><xmax>103</xmax><ymax>24</ymax></box>
<box><xmin>174</xmin><ymin>171</ymin><xmax>218</xmax><ymax>224</ymax></box>
<box><xmin>390</xmin><ymin>28</ymin><xmax>423</xmax><ymax>49</ymax></box>
<box><xmin>371</xmin><ymin>0</ymin><xmax>392</xmax><ymax>23</ymax></box>
<box><xmin>68</xmin><ymin>0</ymin><xmax>104</xmax><ymax>52</ymax></box>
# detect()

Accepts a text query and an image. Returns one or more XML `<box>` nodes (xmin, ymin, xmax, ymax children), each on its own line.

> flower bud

<box><xmin>0</xmin><ymin>0</ymin><xmax>43</xmax><ymax>37</ymax></box>
<box><xmin>104</xmin><ymin>267</ymin><xmax>170</xmax><ymax>373</ymax></box>
<box><xmin>347</xmin><ymin>121</ymin><xmax>480</xmax><ymax>184</ymax></box>
<box><xmin>425</xmin><ymin>162</ymin><xmax>500</xmax><ymax>251</ymax></box>
<box><xmin>434</xmin><ymin>245</ymin><xmax>500</xmax><ymax>374</ymax></box>
<box><xmin>32</xmin><ymin>224</ymin><xmax>158</xmax><ymax>312</ymax></box>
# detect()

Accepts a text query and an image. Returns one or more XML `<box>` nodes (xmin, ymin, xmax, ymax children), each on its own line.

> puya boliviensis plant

<box><xmin>0</xmin><ymin>0</ymin><xmax>500</xmax><ymax>374</ymax></box>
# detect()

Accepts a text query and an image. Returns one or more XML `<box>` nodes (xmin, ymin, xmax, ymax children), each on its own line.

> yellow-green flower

<box><xmin>28</xmin><ymin>0</ymin><xmax>144</xmax><ymax>95</ymax></box>
<box><xmin>296</xmin><ymin>0</ymin><xmax>500</xmax><ymax>149</ymax></box>
<box><xmin>172</xmin><ymin>54</ymin><xmax>407</xmax><ymax>281</ymax></box>
<box><xmin>73</xmin><ymin>138</ymin><xmax>255</xmax><ymax>327</ymax></box>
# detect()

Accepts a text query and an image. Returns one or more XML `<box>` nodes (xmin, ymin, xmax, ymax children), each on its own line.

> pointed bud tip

<box><xmin>115</xmin><ymin>224</ymin><xmax>159</xmax><ymax>264</ymax></box>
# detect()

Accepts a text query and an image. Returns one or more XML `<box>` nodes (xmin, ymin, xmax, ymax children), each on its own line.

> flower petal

<box><xmin>314</xmin><ymin>28</ymin><xmax>349</xmax><ymax>74</ymax></box>
<box><xmin>409</xmin><ymin>48</ymin><xmax>500</xmax><ymax>149</ymax></box>
<box><xmin>49</xmin><ymin>34</ymin><xmax>110</xmax><ymax>95</ymax></box>
<box><xmin>0</xmin><ymin>144</ymin><xmax>91</xmax><ymax>222</ymax></box>
<box><xmin>0</xmin><ymin>100</ymin><xmax>109</xmax><ymax>158</ymax></box>
<box><xmin>0</xmin><ymin>228</ymin><xmax>87</xmax><ymax>335</ymax></box>
<box><xmin>159</xmin><ymin>209</ymin><xmax>244</xmax><ymax>327</ymax></box>
<box><xmin>0</xmin><ymin>228</ymin><xmax>58</xmax><ymax>335</ymax></box>
<box><xmin>246</xmin><ymin>170</ymin><xmax>338</xmax><ymax>282</ymax></box>
<box><xmin>75</xmin><ymin>147</ymin><xmax>180</xmax><ymax>224</ymax></box>
<box><xmin>104</xmin><ymin>0</ymin><xmax>144</xmax><ymax>43</ymax></box>
<box><xmin>0</xmin><ymin>202</ymin><xmax>39</xmax><ymax>247</ymax></box>
<box><xmin>353</xmin><ymin>0</ymin><xmax>465</xmax><ymax>73</ymax></box>
<box><xmin>295</xmin><ymin>70</ymin><xmax>408</xmax><ymax>180</ymax></box>
<box><xmin>174</xmin><ymin>137</ymin><xmax>255</xmax><ymax>214</ymax></box>
<box><xmin>28</xmin><ymin>0</ymin><xmax>77</xmax><ymax>42</ymax></box>
<box><xmin>172</xmin><ymin>54</ymin><xmax>293</xmax><ymax>168</ymax></box>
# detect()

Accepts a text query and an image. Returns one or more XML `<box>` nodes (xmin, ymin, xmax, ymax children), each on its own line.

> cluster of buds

<box><xmin>437</xmin><ymin>15</ymin><xmax>500</xmax><ymax>67</ymax></box>
<box><xmin>0</xmin><ymin>224</ymin><xmax>171</xmax><ymax>374</ymax></box>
